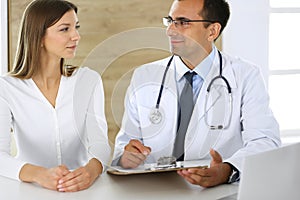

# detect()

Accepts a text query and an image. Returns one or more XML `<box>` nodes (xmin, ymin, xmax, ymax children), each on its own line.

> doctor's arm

<box><xmin>192</xmin><ymin>64</ymin><xmax>281</xmax><ymax>187</ymax></box>
<box><xmin>112</xmin><ymin>72</ymin><xmax>151</xmax><ymax>168</ymax></box>
<box><xmin>179</xmin><ymin>65</ymin><xmax>281</xmax><ymax>187</ymax></box>
<box><xmin>223</xmin><ymin>66</ymin><xmax>281</xmax><ymax>172</ymax></box>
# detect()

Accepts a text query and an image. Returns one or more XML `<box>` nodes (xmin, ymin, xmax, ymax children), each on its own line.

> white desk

<box><xmin>0</xmin><ymin>172</ymin><xmax>238</xmax><ymax>200</ymax></box>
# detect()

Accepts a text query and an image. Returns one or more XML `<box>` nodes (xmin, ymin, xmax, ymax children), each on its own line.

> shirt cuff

<box><xmin>224</xmin><ymin>162</ymin><xmax>240</xmax><ymax>183</ymax></box>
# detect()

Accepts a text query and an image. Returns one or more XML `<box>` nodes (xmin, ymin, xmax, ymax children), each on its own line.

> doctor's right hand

<box><xmin>119</xmin><ymin>139</ymin><xmax>151</xmax><ymax>169</ymax></box>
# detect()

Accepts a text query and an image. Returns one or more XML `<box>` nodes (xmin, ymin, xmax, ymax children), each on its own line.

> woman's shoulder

<box><xmin>0</xmin><ymin>74</ymin><xmax>15</xmax><ymax>82</ymax></box>
<box><xmin>0</xmin><ymin>74</ymin><xmax>27</xmax><ymax>87</ymax></box>
<box><xmin>0</xmin><ymin>75</ymin><xmax>31</xmax><ymax>98</ymax></box>
<box><xmin>73</xmin><ymin>67</ymin><xmax>101</xmax><ymax>79</ymax></box>
<box><xmin>71</xmin><ymin>67</ymin><xmax>103</xmax><ymax>88</ymax></box>
<box><xmin>71</xmin><ymin>67</ymin><xmax>103</xmax><ymax>100</ymax></box>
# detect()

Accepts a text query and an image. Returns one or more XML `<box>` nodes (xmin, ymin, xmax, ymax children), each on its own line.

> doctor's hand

<box><xmin>119</xmin><ymin>139</ymin><xmax>151</xmax><ymax>169</ymax></box>
<box><xmin>56</xmin><ymin>158</ymin><xmax>103</xmax><ymax>192</ymax></box>
<box><xmin>177</xmin><ymin>149</ymin><xmax>232</xmax><ymax>188</ymax></box>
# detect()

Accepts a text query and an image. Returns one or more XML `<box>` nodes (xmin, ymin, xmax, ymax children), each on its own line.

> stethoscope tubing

<box><xmin>155</xmin><ymin>55</ymin><xmax>174</xmax><ymax>109</ymax></box>
<box><xmin>156</xmin><ymin>50</ymin><xmax>230</xmax><ymax>109</ymax></box>
<box><xmin>206</xmin><ymin>50</ymin><xmax>231</xmax><ymax>94</ymax></box>
<box><xmin>152</xmin><ymin>50</ymin><xmax>232</xmax><ymax>130</ymax></box>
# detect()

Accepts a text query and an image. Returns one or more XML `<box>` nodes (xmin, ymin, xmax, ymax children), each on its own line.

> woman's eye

<box><xmin>60</xmin><ymin>27</ymin><xmax>69</xmax><ymax>32</ymax></box>
<box><xmin>75</xmin><ymin>25</ymin><xmax>81</xmax><ymax>30</ymax></box>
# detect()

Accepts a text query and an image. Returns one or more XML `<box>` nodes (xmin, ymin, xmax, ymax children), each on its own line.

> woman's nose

<box><xmin>71</xmin><ymin>29</ymin><xmax>80</xmax><ymax>41</ymax></box>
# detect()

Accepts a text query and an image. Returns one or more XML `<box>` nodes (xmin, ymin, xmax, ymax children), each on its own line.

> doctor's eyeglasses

<box><xmin>162</xmin><ymin>16</ymin><xmax>216</xmax><ymax>29</ymax></box>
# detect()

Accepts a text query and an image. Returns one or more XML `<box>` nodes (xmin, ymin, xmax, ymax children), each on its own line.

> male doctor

<box><xmin>112</xmin><ymin>0</ymin><xmax>281</xmax><ymax>187</ymax></box>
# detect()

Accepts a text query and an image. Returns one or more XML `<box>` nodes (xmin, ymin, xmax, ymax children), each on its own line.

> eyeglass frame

<box><xmin>162</xmin><ymin>16</ymin><xmax>218</xmax><ymax>28</ymax></box>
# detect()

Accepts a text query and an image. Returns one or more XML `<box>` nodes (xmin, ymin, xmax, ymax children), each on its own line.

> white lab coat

<box><xmin>112</xmin><ymin>52</ymin><xmax>281</xmax><ymax>172</ymax></box>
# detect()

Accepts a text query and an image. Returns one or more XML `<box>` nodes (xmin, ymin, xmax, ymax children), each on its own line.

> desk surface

<box><xmin>0</xmin><ymin>172</ymin><xmax>238</xmax><ymax>200</ymax></box>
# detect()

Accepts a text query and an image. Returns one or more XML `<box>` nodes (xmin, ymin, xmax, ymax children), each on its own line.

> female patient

<box><xmin>0</xmin><ymin>0</ymin><xmax>111</xmax><ymax>192</ymax></box>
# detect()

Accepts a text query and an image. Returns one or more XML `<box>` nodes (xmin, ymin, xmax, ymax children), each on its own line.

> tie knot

<box><xmin>184</xmin><ymin>72</ymin><xmax>195</xmax><ymax>86</ymax></box>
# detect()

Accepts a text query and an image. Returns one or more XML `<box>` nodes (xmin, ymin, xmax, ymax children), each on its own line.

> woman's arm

<box><xmin>56</xmin><ymin>158</ymin><xmax>103</xmax><ymax>192</ymax></box>
<box><xmin>55</xmin><ymin>69</ymin><xmax>110</xmax><ymax>192</ymax></box>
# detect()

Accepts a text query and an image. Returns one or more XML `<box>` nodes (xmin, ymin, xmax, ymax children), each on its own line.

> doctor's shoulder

<box><xmin>131</xmin><ymin>57</ymin><xmax>172</xmax><ymax>81</ymax></box>
<box><xmin>224</xmin><ymin>53</ymin><xmax>264</xmax><ymax>80</ymax></box>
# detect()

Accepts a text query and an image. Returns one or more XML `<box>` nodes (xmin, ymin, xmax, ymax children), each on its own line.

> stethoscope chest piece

<box><xmin>149</xmin><ymin>107</ymin><xmax>164</xmax><ymax>124</ymax></box>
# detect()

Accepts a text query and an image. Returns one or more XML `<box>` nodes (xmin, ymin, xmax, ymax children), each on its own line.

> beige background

<box><xmin>9</xmin><ymin>0</ymin><xmax>221</xmax><ymax>147</ymax></box>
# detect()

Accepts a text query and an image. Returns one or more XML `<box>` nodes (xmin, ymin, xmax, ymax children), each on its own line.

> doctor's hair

<box><xmin>200</xmin><ymin>0</ymin><xmax>230</xmax><ymax>37</ymax></box>
<box><xmin>10</xmin><ymin>0</ymin><xmax>78</xmax><ymax>79</ymax></box>
<box><xmin>177</xmin><ymin>0</ymin><xmax>230</xmax><ymax>40</ymax></box>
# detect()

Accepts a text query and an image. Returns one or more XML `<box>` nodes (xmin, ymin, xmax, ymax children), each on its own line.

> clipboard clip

<box><xmin>145</xmin><ymin>156</ymin><xmax>184</xmax><ymax>171</ymax></box>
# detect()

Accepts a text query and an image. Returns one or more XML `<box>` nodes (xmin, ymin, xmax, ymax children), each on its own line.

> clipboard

<box><xmin>107</xmin><ymin>159</ymin><xmax>209</xmax><ymax>175</ymax></box>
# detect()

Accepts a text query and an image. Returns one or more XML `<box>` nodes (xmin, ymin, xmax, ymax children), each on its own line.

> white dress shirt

<box><xmin>0</xmin><ymin>67</ymin><xmax>111</xmax><ymax>180</ymax></box>
<box><xmin>175</xmin><ymin>46</ymin><xmax>216</xmax><ymax>103</ymax></box>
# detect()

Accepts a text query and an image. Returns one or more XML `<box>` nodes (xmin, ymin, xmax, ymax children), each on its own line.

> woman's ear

<box><xmin>207</xmin><ymin>22</ymin><xmax>222</xmax><ymax>42</ymax></box>
<box><xmin>41</xmin><ymin>37</ymin><xmax>45</xmax><ymax>48</ymax></box>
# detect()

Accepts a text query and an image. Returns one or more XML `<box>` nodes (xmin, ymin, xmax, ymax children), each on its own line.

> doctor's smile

<box><xmin>170</xmin><ymin>39</ymin><xmax>185</xmax><ymax>45</ymax></box>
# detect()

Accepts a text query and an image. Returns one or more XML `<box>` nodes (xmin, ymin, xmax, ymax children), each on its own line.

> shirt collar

<box><xmin>174</xmin><ymin>46</ymin><xmax>217</xmax><ymax>82</ymax></box>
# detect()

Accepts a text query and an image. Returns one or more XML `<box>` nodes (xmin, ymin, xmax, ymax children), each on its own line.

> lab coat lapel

<box><xmin>160</xmin><ymin>57</ymin><xmax>179</xmax><ymax>151</ymax></box>
<box><xmin>192</xmin><ymin>53</ymin><xmax>220</xmax><ymax>124</ymax></box>
<box><xmin>192</xmin><ymin>52</ymin><xmax>237</xmax><ymax>123</ymax></box>
<box><xmin>185</xmin><ymin>52</ymin><xmax>237</xmax><ymax>159</ymax></box>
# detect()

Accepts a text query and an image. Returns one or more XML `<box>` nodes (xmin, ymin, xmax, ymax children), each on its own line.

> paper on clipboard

<box><xmin>107</xmin><ymin>160</ymin><xmax>210</xmax><ymax>175</ymax></box>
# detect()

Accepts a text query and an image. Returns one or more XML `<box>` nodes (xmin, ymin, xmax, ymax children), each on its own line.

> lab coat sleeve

<box><xmin>111</xmin><ymin>70</ymin><xmax>142</xmax><ymax>166</ymax></box>
<box><xmin>0</xmin><ymin>95</ymin><xmax>27</xmax><ymax>181</ymax></box>
<box><xmin>85</xmin><ymin>75</ymin><xmax>111</xmax><ymax>171</ymax></box>
<box><xmin>223</xmin><ymin>65</ymin><xmax>281</xmax><ymax>172</ymax></box>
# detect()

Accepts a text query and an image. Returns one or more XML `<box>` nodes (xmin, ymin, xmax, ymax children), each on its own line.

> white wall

<box><xmin>222</xmin><ymin>0</ymin><xmax>269</xmax><ymax>84</ymax></box>
<box><xmin>0</xmin><ymin>0</ymin><xmax>8</xmax><ymax>75</ymax></box>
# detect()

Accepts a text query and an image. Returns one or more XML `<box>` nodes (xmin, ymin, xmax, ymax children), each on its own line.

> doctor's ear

<box><xmin>207</xmin><ymin>22</ymin><xmax>221</xmax><ymax>42</ymax></box>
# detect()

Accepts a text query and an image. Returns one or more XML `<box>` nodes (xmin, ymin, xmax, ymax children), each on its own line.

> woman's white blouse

<box><xmin>0</xmin><ymin>67</ymin><xmax>111</xmax><ymax>180</ymax></box>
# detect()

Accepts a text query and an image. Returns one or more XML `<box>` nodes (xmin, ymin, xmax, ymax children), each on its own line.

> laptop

<box><xmin>219</xmin><ymin>142</ymin><xmax>300</xmax><ymax>200</ymax></box>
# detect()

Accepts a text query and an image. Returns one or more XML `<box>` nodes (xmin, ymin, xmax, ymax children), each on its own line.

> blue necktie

<box><xmin>173</xmin><ymin>72</ymin><xmax>195</xmax><ymax>161</ymax></box>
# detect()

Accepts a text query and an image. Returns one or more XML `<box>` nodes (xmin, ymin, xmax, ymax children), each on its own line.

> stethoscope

<box><xmin>149</xmin><ymin>50</ymin><xmax>232</xmax><ymax>130</ymax></box>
